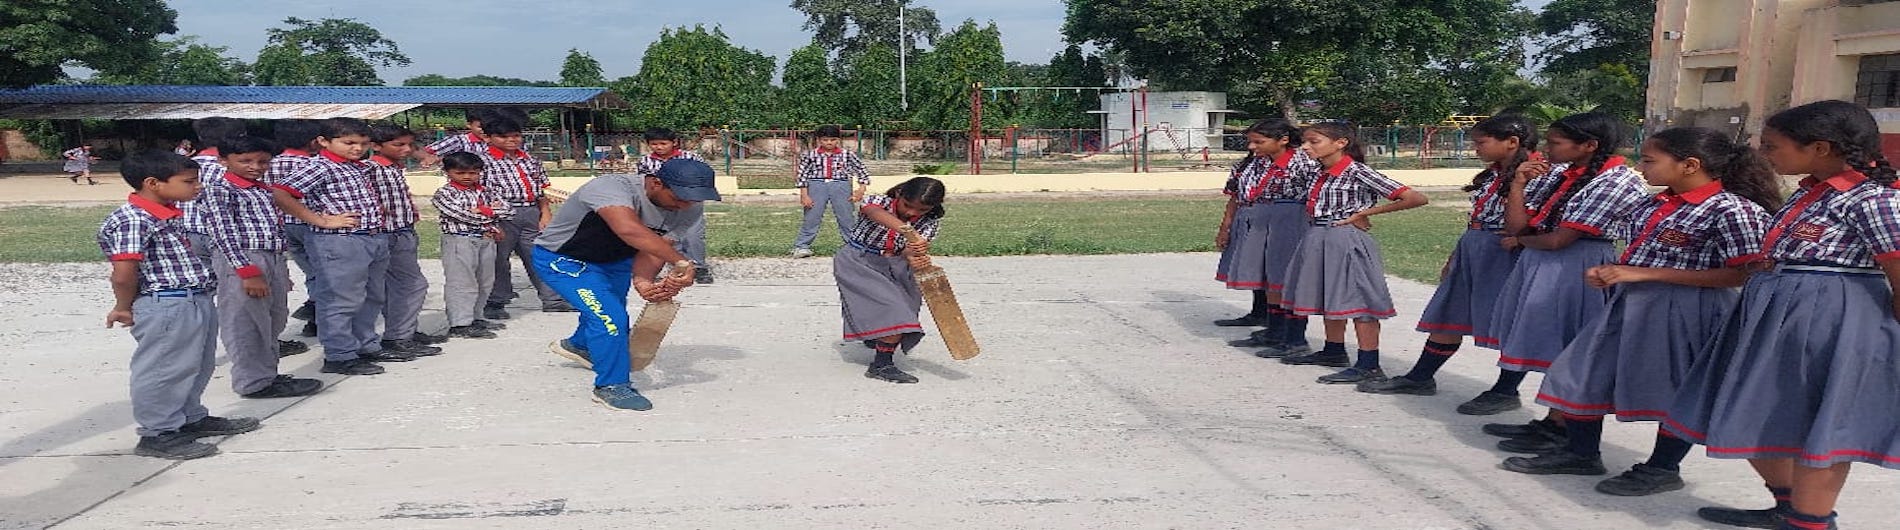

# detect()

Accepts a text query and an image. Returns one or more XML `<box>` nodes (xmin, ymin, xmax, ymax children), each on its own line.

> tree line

<box><xmin>2</xmin><ymin>0</ymin><xmax>1650</xmax><ymax>140</ymax></box>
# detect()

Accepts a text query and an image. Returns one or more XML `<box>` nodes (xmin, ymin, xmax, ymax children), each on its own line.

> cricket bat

<box><xmin>628</xmin><ymin>300</ymin><xmax>678</xmax><ymax>371</ymax></box>
<box><xmin>901</xmin><ymin>227</ymin><xmax>980</xmax><ymax>360</ymax></box>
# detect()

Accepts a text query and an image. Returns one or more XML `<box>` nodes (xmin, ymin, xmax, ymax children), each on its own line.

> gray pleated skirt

<box><xmin>1281</xmin><ymin>225</ymin><xmax>1395</xmax><ymax>320</ymax></box>
<box><xmin>1222</xmin><ymin>203</ymin><xmax>1269</xmax><ymax>290</ymax></box>
<box><xmin>64</xmin><ymin>159</ymin><xmax>89</xmax><ymax>173</ymax></box>
<box><xmin>834</xmin><ymin>246</ymin><xmax>925</xmax><ymax>352</ymax></box>
<box><xmin>1664</xmin><ymin>270</ymin><xmax>1900</xmax><ymax>469</ymax></box>
<box><xmin>1261</xmin><ymin>201</ymin><xmax>1310</xmax><ymax>293</ymax></box>
<box><xmin>1486</xmin><ymin>239</ymin><xmax>1615</xmax><ymax>372</ymax></box>
<box><xmin>1536</xmin><ymin>282</ymin><xmax>1738</xmax><ymax>422</ymax></box>
<box><xmin>1415</xmin><ymin>229</ymin><xmax>1519</xmax><ymax>347</ymax></box>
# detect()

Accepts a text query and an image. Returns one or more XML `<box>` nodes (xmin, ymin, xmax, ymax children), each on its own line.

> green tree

<box><xmin>779</xmin><ymin>43</ymin><xmax>841</xmax><ymax>127</ymax></box>
<box><xmin>909</xmin><ymin>20</ymin><xmax>1007</xmax><ymax>131</ymax></box>
<box><xmin>1534</xmin><ymin>0</ymin><xmax>1651</xmax><ymax>120</ymax></box>
<box><xmin>96</xmin><ymin>37</ymin><xmax>250</xmax><ymax>86</ymax></box>
<box><xmin>261</xmin><ymin>17</ymin><xmax>410</xmax><ymax>86</ymax></box>
<box><xmin>402</xmin><ymin>74</ymin><xmax>553</xmax><ymax>87</ymax></box>
<box><xmin>791</xmin><ymin>0</ymin><xmax>941</xmax><ymax>56</ymax></box>
<box><xmin>0</xmin><ymin>0</ymin><xmax>179</xmax><ymax>88</ymax></box>
<box><xmin>1064</xmin><ymin>0</ymin><xmax>1529</xmax><ymax>123</ymax></box>
<box><xmin>838</xmin><ymin>45</ymin><xmax>905</xmax><ymax>128</ymax></box>
<box><xmin>624</xmin><ymin>25</ymin><xmax>778</xmax><ymax>130</ymax></box>
<box><xmin>1020</xmin><ymin>44</ymin><xmax>1107</xmax><ymax>128</ymax></box>
<box><xmin>559</xmin><ymin>49</ymin><xmax>606</xmax><ymax>87</ymax></box>
<box><xmin>251</xmin><ymin>39</ymin><xmax>313</xmax><ymax>86</ymax></box>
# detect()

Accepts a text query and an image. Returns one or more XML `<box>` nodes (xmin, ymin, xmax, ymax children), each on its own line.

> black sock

<box><xmin>1644</xmin><ymin>429</ymin><xmax>1695</xmax><ymax>471</ymax></box>
<box><xmin>1283</xmin><ymin>316</ymin><xmax>1310</xmax><ymax>346</ymax></box>
<box><xmin>1403</xmin><ymin>340</ymin><xmax>1460</xmax><ymax>381</ymax></box>
<box><xmin>1322</xmin><ymin>342</ymin><xmax>1346</xmax><ymax>355</ymax></box>
<box><xmin>1263</xmin><ymin>306</ymin><xmax>1285</xmax><ymax>335</ymax></box>
<box><xmin>1488</xmin><ymin>369</ymin><xmax>1528</xmax><ymax>396</ymax></box>
<box><xmin>1249</xmin><ymin>290</ymin><xmax>1269</xmax><ymax>317</ymax></box>
<box><xmin>873</xmin><ymin>342</ymin><xmax>896</xmax><ymax>365</ymax></box>
<box><xmin>1354</xmin><ymin>349</ymin><xmax>1380</xmax><ymax>370</ymax></box>
<box><xmin>1560</xmin><ymin>414</ymin><xmax>1604</xmax><ymax>457</ymax></box>
<box><xmin>1783</xmin><ymin>510</ymin><xmax>1836</xmax><ymax>530</ymax></box>
<box><xmin>1767</xmin><ymin>484</ymin><xmax>1793</xmax><ymax>512</ymax></box>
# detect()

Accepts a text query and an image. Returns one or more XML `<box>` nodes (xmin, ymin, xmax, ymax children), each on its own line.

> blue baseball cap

<box><xmin>655</xmin><ymin>159</ymin><xmax>721</xmax><ymax>202</ymax></box>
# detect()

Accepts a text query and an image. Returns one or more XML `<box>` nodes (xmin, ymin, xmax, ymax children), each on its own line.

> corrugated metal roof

<box><xmin>0</xmin><ymin>85</ymin><xmax>627</xmax><ymax>108</ymax></box>
<box><xmin>0</xmin><ymin>102</ymin><xmax>422</xmax><ymax>120</ymax></box>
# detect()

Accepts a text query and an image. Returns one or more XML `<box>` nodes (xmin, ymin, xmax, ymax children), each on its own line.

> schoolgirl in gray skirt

<box><xmin>1362</xmin><ymin>115</ymin><xmax>1541</xmax><ymax>397</ymax></box>
<box><xmin>1466</xmin><ymin>113</ymin><xmax>1651</xmax><ymax>425</ymax></box>
<box><xmin>1500</xmin><ymin>127</ymin><xmax>1778</xmax><ymax>498</ymax></box>
<box><xmin>1275</xmin><ymin>122</ymin><xmax>1428</xmax><ymax>385</ymax></box>
<box><xmin>835</xmin><ymin>177</ymin><xmax>946</xmax><ymax>384</ymax></box>
<box><xmin>1214</xmin><ymin>120</ymin><xmax>1320</xmax><ymax>351</ymax></box>
<box><xmin>1663</xmin><ymin>101</ymin><xmax>1900</xmax><ymax>530</ymax></box>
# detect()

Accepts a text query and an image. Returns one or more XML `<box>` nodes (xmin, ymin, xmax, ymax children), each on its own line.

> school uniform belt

<box><xmin>1310</xmin><ymin>218</ymin><xmax>1348</xmax><ymax>226</ymax></box>
<box><xmin>146</xmin><ymin>287</ymin><xmax>211</xmax><ymax>298</ymax></box>
<box><xmin>1774</xmin><ymin>263</ymin><xmax>1883</xmax><ymax>275</ymax></box>
<box><xmin>508</xmin><ymin>201</ymin><xmax>537</xmax><ymax>208</ymax></box>
<box><xmin>1269</xmin><ymin>199</ymin><xmax>1303</xmax><ymax>204</ymax></box>
<box><xmin>1469</xmin><ymin>222</ymin><xmax>1505</xmax><ymax>230</ymax></box>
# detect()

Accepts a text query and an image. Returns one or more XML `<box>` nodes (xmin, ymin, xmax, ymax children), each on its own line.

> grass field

<box><xmin>0</xmin><ymin>197</ymin><xmax>1469</xmax><ymax>284</ymax></box>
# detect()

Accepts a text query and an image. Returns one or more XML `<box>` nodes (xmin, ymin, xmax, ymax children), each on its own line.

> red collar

<box><xmin>448</xmin><ymin>180</ymin><xmax>482</xmax><ymax>191</ymax></box>
<box><xmin>816</xmin><ymin>147</ymin><xmax>843</xmax><ymax>155</ymax></box>
<box><xmin>127</xmin><ymin>193</ymin><xmax>182</xmax><ymax>220</ymax></box>
<box><xmin>649</xmin><ymin>150</ymin><xmax>681</xmax><ymax>161</ymax></box>
<box><xmin>223</xmin><ymin>172</ymin><xmax>262</xmax><ymax>188</ymax></box>
<box><xmin>1324</xmin><ymin>155</ymin><xmax>1355</xmax><ymax>176</ymax></box>
<box><xmin>485</xmin><ymin>145</ymin><xmax>528</xmax><ymax>159</ymax></box>
<box><xmin>369</xmin><ymin>155</ymin><xmax>397</xmax><ymax>167</ymax></box>
<box><xmin>194</xmin><ymin>148</ymin><xmax>219</xmax><ymax>158</ymax></box>
<box><xmin>1662</xmin><ymin>180</ymin><xmax>1724</xmax><ymax>205</ymax></box>
<box><xmin>281</xmin><ymin>148</ymin><xmax>310</xmax><ymax>157</ymax></box>
<box><xmin>466</xmin><ymin>132</ymin><xmax>481</xmax><ymax>144</ymax></box>
<box><xmin>1561</xmin><ymin>155</ymin><xmax>1627</xmax><ymax>178</ymax></box>
<box><xmin>319</xmin><ymin>150</ymin><xmax>358</xmax><ymax>164</ymax></box>
<box><xmin>1272</xmin><ymin>149</ymin><xmax>1295</xmax><ymax>168</ymax></box>
<box><xmin>1799</xmin><ymin>169</ymin><xmax>1868</xmax><ymax>191</ymax></box>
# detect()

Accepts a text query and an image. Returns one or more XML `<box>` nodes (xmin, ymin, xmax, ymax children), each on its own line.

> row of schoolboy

<box><xmin>1208</xmin><ymin>100</ymin><xmax>1900</xmax><ymax>530</ymax></box>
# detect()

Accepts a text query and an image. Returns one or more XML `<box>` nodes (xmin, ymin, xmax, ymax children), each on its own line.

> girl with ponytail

<box><xmin>1214</xmin><ymin>119</ymin><xmax>1317</xmax><ymax>346</ymax></box>
<box><xmin>1361</xmin><ymin>115</ymin><xmax>1540</xmax><ymax>396</ymax></box>
<box><xmin>1667</xmin><ymin>100</ymin><xmax>1900</xmax><ymax>530</ymax></box>
<box><xmin>1501</xmin><ymin>126</ymin><xmax>1776</xmax><ymax>497</ymax></box>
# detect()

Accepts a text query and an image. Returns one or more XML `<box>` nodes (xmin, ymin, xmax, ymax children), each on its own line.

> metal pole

<box><xmin>1008</xmin><ymin>125</ymin><xmax>1018</xmax><ymax>174</ymax></box>
<box><xmin>585</xmin><ymin>123</ymin><xmax>596</xmax><ymax>172</ymax></box>
<box><xmin>721</xmin><ymin>128</ymin><xmax>732</xmax><ymax>174</ymax></box>
<box><xmin>899</xmin><ymin>2</ymin><xmax>909</xmax><ymax>112</ymax></box>
<box><xmin>1128</xmin><ymin>90</ymin><xmax>1138</xmax><ymax>173</ymax></box>
<box><xmin>969</xmin><ymin>83</ymin><xmax>983</xmax><ymax>175</ymax></box>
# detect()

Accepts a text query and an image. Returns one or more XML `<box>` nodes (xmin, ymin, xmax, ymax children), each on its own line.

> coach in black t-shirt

<box><xmin>530</xmin><ymin>159</ymin><xmax>719</xmax><ymax>411</ymax></box>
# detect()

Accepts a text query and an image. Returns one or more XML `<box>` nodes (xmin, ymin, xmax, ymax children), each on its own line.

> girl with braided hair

<box><xmin>1500</xmin><ymin>126</ymin><xmax>1779</xmax><ymax>497</ymax></box>
<box><xmin>1362</xmin><ymin>114</ymin><xmax>1541</xmax><ymax>396</ymax></box>
<box><xmin>1666</xmin><ymin>100</ymin><xmax>1900</xmax><ymax>530</ymax></box>
<box><xmin>1472</xmin><ymin>113</ymin><xmax>1652</xmax><ymax>455</ymax></box>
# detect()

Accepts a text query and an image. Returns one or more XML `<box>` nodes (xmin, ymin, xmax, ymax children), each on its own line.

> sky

<box><xmin>164</xmin><ymin>0</ymin><xmax>1556</xmax><ymax>84</ymax></box>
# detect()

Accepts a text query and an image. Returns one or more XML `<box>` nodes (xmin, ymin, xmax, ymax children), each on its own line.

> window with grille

<box><xmin>1856</xmin><ymin>54</ymin><xmax>1900</xmax><ymax>108</ymax></box>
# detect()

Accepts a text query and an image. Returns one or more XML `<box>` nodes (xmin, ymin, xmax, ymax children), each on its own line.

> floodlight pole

<box><xmin>899</xmin><ymin>2</ymin><xmax>909</xmax><ymax>111</ymax></box>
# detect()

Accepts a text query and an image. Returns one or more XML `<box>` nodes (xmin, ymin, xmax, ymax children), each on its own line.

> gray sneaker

<box><xmin>592</xmin><ymin>384</ymin><xmax>654</xmax><ymax>411</ymax></box>
<box><xmin>550</xmin><ymin>339</ymin><xmax>592</xmax><ymax>368</ymax></box>
<box><xmin>790</xmin><ymin>248</ymin><xmax>814</xmax><ymax>258</ymax></box>
<box><xmin>135</xmin><ymin>432</ymin><xmax>218</xmax><ymax>460</ymax></box>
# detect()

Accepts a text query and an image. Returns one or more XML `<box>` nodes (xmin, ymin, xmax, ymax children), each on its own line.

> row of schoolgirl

<box><xmin>1210</xmin><ymin>100</ymin><xmax>1900</xmax><ymax>529</ymax></box>
<box><xmin>97</xmin><ymin>112</ymin><xmax>641</xmax><ymax>460</ymax></box>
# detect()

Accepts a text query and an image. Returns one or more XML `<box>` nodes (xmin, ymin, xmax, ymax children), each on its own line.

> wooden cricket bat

<box><xmin>901</xmin><ymin>227</ymin><xmax>980</xmax><ymax>360</ymax></box>
<box><xmin>628</xmin><ymin>300</ymin><xmax>678</xmax><ymax>371</ymax></box>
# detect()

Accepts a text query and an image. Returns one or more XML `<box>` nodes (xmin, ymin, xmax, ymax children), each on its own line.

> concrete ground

<box><xmin>2</xmin><ymin>254</ymin><xmax>1896</xmax><ymax>529</ymax></box>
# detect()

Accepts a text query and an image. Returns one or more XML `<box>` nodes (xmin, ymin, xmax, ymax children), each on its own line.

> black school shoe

<box><xmin>865</xmin><ymin>363</ymin><xmax>919</xmax><ymax>384</ymax></box>
<box><xmin>483</xmin><ymin>304</ymin><xmax>511</xmax><ymax>320</ymax></box>
<box><xmin>541</xmin><ymin>300</ymin><xmax>580</xmax><ymax>313</ymax></box>
<box><xmin>135</xmin><ymin>432</ymin><xmax>219</xmax><ymax>460</ymax></box>
<box><xmin>1483</xmin><ymin>418</ymin><xmax>1560</xmax><ymax>438</ymax></box>
<box><xmin>1595</xmin><ymin>464</ymin><xmax>1685</xmax><ymax>496</ymax></box>
<box><xmin>1696</xmin><ymin>506</ymin><xmax>1784</xmax><ymax>529</ymax></box>
<box><xmin>1213</xmin><ymin>314</ymin><xmax>1268</xmax><ymax>327</ymax></box>
<box><xmin>277</xmin><ymin>340</ymin><xmax>309</xmax><ymax>357</ymax></box>
<box><xmin>474</xmin><ymin>319</ymin><xmax>507</xmax><ymax>330</ymax></box>
<box><xmin>411</xmin><ymin>331</ymin><xmax>449</xmax><ymax>345</ymax></box>
<box><xmin>1357</xmin><ymin>376</ymin><xmax>1438</xmax><ymax>395</ymax></box>
<box><xmin>1228</xmin><ymin>329</ymin><xmax>1284</xmax><ymax>348</ymax></box>
<box><xmin>1281</xmin><ymin>349</ymin><xmax>1350</xmax><ymax>367</ymax></box>
<box><xmin>1501</xmin><ymin>450</ymin><xmax>1607</xmax><ymax>475</ymax></box>
<box><xmin>694</xmin><ymin>267</ymin><xmax>713</xmax><ymax>284</ymax></box>
<box><xmin>241</xmin><ymin>377</ymin><xmax>324</xmax><ymax>399</ymax></box>
<box><xmin>381</xmin><ymin>339</ymin><xmax>443</xmax><ymax>357</ymax></box>
<box><xmin>321</xmin><ymin>358</ymin><xmax>386</xmax><ymax>375</ymax></box>
<box><xmin>291</xmin><ymin>301</ymin><xmax>315</xmax><ymax>321</ymax></box>
<box><xmin>1497</xmin><ymin>432</ymin><xmax>1567</xmax><ymax>454</ymax></box>
<box><xmin>359</xmin><ymin>348</ymin><xmax>418</xmax><ymax>362</ymax></box>
<box><xmin>300</xmin><ymin>321</ymin><xmax>317</xmax><ymax>337</ymax></box>
<box><xmin>179</xmin><ymin>416</ymin><xmax>262</xmax><ymax>437</ymax></box>
<box><xmin>448</xmin><ymin>325</ymin><xmax>497</xmax><ymax>339</ymax></box>
<box><xmin>1317</xmin><ymin>367</ymin><xmax>1386</xmax><ymax>384</ymax></box>
<box><xmin>1456</xmin><ymin>391</ymin><xmax>1523</xmax><ymax>415</ymax></box>
<box><xmin>1255</xmin><ymin>342</ymin><xmax>1311</xmax><ymax>359</ymax></box>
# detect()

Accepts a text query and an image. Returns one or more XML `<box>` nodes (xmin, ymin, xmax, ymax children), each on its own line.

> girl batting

<box><xmin>835</xmin><ymin>177</ymin><xmax>947</xmax><ymax>384</ymax></box>
<box><xmin>1215</xmin><ymin>120</ymin><xmax>1320</xmax><ymax>353</ymax></box>
<box><xmin>63</xmin><ymin>143</ymin><xmax>99</xmax><ymax>185</ymax></box>
<box><xmin>1666</xmin><ymin>100</ymin><xmax>1900</xmax><ymax>530</ymax></box>
<box><xmin>1276</xmin><ymin>122</ymin><xmax>1429</xmax><ymax>384</ymax></box>
<box><xmin>1362</xmin><ymin>115</ymin><xmax>1541</xmax><ymax>396</ymax></box>
<box><xmin>1502</xmin><ymin>127</ymin><xmax>1778</xmax><ymax>499</ymax></box>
